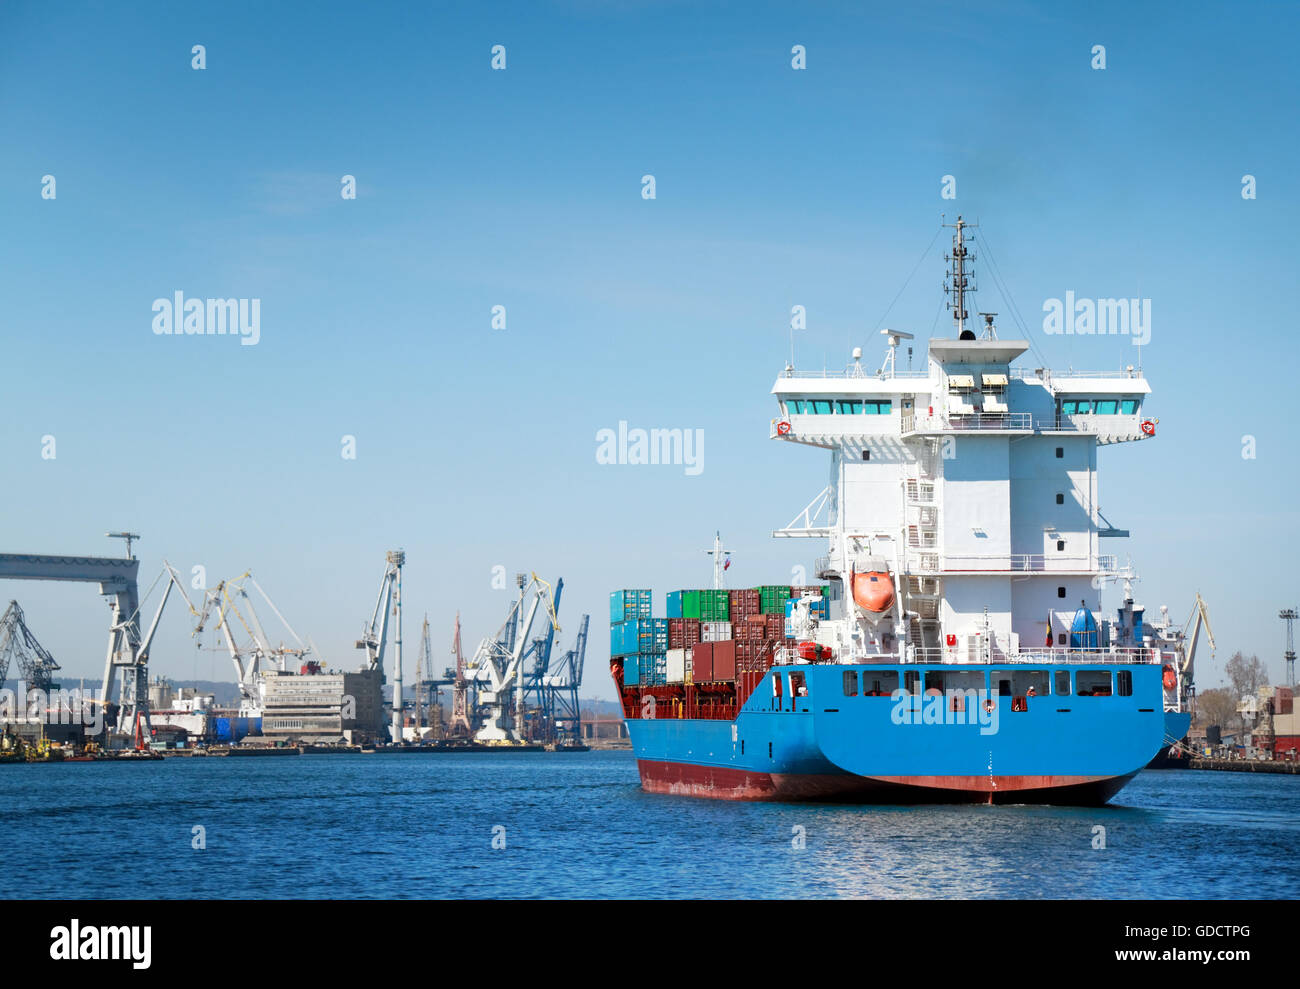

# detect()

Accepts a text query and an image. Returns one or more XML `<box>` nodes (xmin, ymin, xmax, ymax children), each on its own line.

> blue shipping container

<box><xmin>638</xmin><ymin>651</ymin><xmax>667</xmax><ymax>685</ymax></box>
<box><xmin>666</xmin><ymin>591</ymin><xmax>683</xmax><ymax>619</ymax></box>
<box><xmin>610</xmin><ymin>589</ymin><xmax>653</xmax><ymax>624</ymax></box>
<box><xmin>611</xmin><ymin>621</ymin><xmax>642</xmax><ymax>657</ymax></box>
<box><xmin>624</xmin><ymin>654</ymin><xmax>640</xmax><ymax>686</ymax></box>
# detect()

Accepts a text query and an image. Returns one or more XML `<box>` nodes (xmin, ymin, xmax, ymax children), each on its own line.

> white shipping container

<box><xmin>666</xmin><ymin>648</ymin><xmax>687</xmax><ymax>683</ymax></box>
<box><xmin>702</xmin><ymin>621</ymin><xmax>732</xmax><ymax>643</ymax></box>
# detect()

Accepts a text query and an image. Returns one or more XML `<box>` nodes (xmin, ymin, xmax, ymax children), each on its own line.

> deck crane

<box><xmin>467</xmin><ymin>573</ymin><xmax>558</xmax><ymax>743</ymax></box>
<box><xmin>355</xmin><ymin>550</ymin><xmax>404</xmax><ymax>742</ymax></box>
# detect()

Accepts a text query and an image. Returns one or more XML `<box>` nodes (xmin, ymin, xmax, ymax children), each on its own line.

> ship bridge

<box><xmin>768</xmin><ymin>217</ymin><xmax>1155</xmax><ymax>666</ymax></box>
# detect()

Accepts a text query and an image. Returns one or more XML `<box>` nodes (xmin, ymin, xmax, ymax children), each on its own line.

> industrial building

<box><xmin>260</xmin><ymin>668</ymin><xmax>384</xmax><ymax>744</ymax></box>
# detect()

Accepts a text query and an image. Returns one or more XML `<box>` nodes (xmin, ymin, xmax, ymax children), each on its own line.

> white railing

<box><xmin>903</xmin><ymin>412</ymin><xmax>1033</xmax><ymax>432</ymax></box>
<box><xmin>781</xmin><ymin>367</ymin><xmax>930</xmax><ymax>379</ymax></box>
<box><xmin>903</xmin><ymin>646</ymin><xmax>1158</xmax><ymax>666</ymax></box>
<box><xmin>1009</xmin><ymin>368</ymin><xmax>1146</xmax><ymax>380</ymax></box>
<box><xmin>936</xmin><ymin>554</ymin><xmax>1117</xmax><ymax>573</ymax></box>
<box><xmin>772</xmin><ymin>645</ymin><xmax>1160</xmax><ymax>666</ymax></box>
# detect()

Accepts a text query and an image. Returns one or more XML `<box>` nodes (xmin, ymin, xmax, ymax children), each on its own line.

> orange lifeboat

<box><xmin>851</xmin><ymin>560</ymin><xmax>895</xmax><ymax>616</ymax></box>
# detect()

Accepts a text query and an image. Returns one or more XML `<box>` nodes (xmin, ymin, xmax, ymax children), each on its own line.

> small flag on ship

<box><xmin>1045</xmin><ymin>611</ymin><xmax>1053</xmax><ymax>647</ymax></box>
<box><xmin>724</xmin><ymin>558</ymin><xmax>731</xmax><ymax>571</ymax></box>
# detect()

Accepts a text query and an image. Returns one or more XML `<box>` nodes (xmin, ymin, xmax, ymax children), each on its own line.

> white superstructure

<box><xmin>771</xmin><ymin>218</ymin><xmax>1156</xmax><ymax>667</ymax></box>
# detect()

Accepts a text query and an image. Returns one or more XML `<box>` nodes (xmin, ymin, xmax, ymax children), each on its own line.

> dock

<box><xmin>1189</xmin><ymin>758</ymin><xmax>1300</xmax><ymax>775</ymax></box>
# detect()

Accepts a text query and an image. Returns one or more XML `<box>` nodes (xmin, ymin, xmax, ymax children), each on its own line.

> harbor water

<box><xmin>3</xmin><ymin>752</ymin><xmax>1295</xmax><ymax>899</ymax></box>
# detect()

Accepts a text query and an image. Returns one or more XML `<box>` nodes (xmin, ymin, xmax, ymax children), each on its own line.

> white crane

<box><xmin>194</xmin><ymin>571</ymin><xmax>314</xmax><ymax>717</ymax></box>
<box><xmin>356</xmin><ymin>550</ymin><xmax>404</xmax><ymax>742</ymax></box>
<box><xmin>468</xmin><ymin>574</ymin><xmax>558</xmax><ymax>743</ymax></box>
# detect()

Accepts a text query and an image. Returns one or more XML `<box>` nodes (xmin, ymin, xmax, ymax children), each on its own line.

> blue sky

<box><xmin>1</xmin><ymin>0</ymin><xmax>1297</xmax><ymax>700</ymax></box>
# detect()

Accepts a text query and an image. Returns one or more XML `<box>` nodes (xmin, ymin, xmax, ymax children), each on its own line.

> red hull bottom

<box><xmin>636</xmin><ymin>759</ymin><xmax>1136</xmax><ymax>805</ymax></box>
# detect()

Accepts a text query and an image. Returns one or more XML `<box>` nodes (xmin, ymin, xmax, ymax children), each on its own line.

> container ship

<box><xmin>610</xmin><ymin>218</ymin><xmax>1190</xmax><ymax>804</ymax></box>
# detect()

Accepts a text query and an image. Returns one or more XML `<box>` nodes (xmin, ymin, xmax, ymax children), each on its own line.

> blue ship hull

<box><xmin>626</xmin><ymin>662</ymin><xmax>1168</xmax><ymax>804</ymax></box>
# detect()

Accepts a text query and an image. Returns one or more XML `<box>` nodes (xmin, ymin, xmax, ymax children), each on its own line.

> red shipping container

<box><xmin>764</xmin><ymin>613</ymin><xmax>786</xmax><ymax>638</ymax></box>
<box><xmin>691</xmin><ymin>642</ymin><xmax>713</xmax><ymax>682</ymax></box>
<box><xmin>730</xmin><ymin>589</ymin><xmax>760</xmax><ymax>616</ymax></box>
<box><xmin>669</xmin><ymin>618</ymin><xmax>701</xmax><ymax>650</ymax></box>
<box><xmin>712</xmin><ymin>640</ymin><xmax>736</xmax><ymax>682</ymax></box>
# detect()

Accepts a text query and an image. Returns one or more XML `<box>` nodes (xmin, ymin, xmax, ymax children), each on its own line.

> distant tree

<box><xmin>1225</xmin><ymin>651</ymin><xmax>1268</xmax><ymax>702</ymax></box>
<box><xmin>1196</xmin><ymin>687</ymin><xmax>1236</xmax><ymax>731</ymax></box>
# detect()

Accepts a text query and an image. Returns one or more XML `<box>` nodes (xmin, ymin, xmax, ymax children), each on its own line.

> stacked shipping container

<box><xmin>610</xmin><ymin>590</ymin><xmax>666</xmax><ymax>686</ymax></box>
<box><xmin>614</xmin><ymin>585</ymin><xmax>830</xmax><ymax>708</ymax></box>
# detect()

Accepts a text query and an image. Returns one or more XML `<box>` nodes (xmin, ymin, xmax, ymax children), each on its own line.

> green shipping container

<box><xmin>681</xmin><ymin>589</ymin><xmax>701</xmax><ymax>619</ymax></box>
<box><xmin>700</xmin><ymin>589</ymin><xmax>729</xmax><ymax>622</ymax></box>
<box><xmin>759</xmin><ymin>585</ymin><xmax>792</xmax><ymax>615</ymax></box>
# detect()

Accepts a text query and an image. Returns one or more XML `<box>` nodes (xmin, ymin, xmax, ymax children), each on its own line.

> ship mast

<box><xmin>943</xmin><ymin>215</ymin><xmax>978</xmax><ymax>338</ymax></box>
<box><xmin>707</xmin><ymin>531</ymin><xmax>731</xmax><ymax>590</ymax></box>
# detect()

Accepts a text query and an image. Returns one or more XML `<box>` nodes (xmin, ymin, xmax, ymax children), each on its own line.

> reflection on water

<box><xmin>2</xmin><ymin>753</ymin><xmax>1295</xmax><ymax>898</ymax></box>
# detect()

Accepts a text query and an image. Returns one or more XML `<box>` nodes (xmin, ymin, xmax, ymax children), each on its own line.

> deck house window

<box><xmin>842</xmin><ymin>670</ymin><xmax>859</xmax><ymax>696</ymax></box>
<box><xmin>1076</xmin><ymin>671</ymin><xmax>1113</xmax><ymax>696</ymax></box>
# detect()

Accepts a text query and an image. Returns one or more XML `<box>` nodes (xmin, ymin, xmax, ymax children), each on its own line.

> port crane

<box><xmin>542</xmin><ymin>613</ymin><xmax>589</xmax><ymax>743</ymax></box>
<box><xmin>194</xmin><ymin>571</ymin><xmax>313</xmax><ymax>717</ymax></box>
<box><xmin>466</xmin><ymin>574</ymin><xmax>559</xmax><ymax>743</ymax></box>
<box><xmin>521</xmin><ymin>578</ymin><xmax>565</xmax><ymax>738</ymax></box>
<box><xmin>356</xmin><ymin>550</ymin><xmax>404</xmax><ymax>742</ymax></box>
<box><xmin>0</xmin><ymin>601</ymin><xmax>61</xmax><ymax>692</ymax></box>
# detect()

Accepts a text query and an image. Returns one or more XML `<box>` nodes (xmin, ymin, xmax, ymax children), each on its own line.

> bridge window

<box><xmin>786</xmin><ymin>399</ymin><xmax>805</xmax><ymax>414</ymax></box>
<box><xmin>837</xmin><ymin>399</ymin><xmax>862</xmax><ymax>414</ymax></box>
<box><xmin>811</xmin><ymin>399</ymin><xmax>833</xmax><ymax>415</ymax></box>
<box><xmin>1095</xmin><ymin>399</ymin><xmax>1118</xmax><ymax>415</ymax></box>
<box><xmin>866</xmin><ymin>399</ymin><xmax>892</xmax><ymax>414</ymax></box>
<box><xmin>1120</xmin><ymin>398</ymin><xmax>1139</xmax><ymax>414</ymax></box>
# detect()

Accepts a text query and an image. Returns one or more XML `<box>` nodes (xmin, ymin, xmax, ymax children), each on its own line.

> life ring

<box><xmin>776</xmin><ymin>421</ymin><xmax>791</xmax><ymax>436</ymax></box>
<box><xmin>1140</xmin><ymin>420</ymin><xmax>1155</xmax><ymax>436</ymax></box>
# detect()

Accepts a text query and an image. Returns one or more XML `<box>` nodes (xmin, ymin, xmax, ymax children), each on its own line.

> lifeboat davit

<box><xmin>851</xmin><ymin>560</ymin><xmax>895</xmax><ymax>616</ymax></box>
